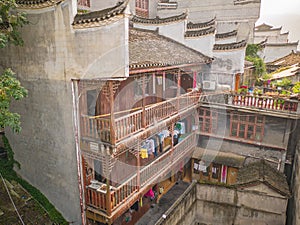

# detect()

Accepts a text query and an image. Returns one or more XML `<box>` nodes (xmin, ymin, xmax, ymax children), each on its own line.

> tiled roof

<box><xmin>216</xmin><ymin>30</ymin><xmax>237</xmax><ymax>39</ymax></box>
<box><xmin>213</xmin><ymin>40</ymin><xmax>247</xmax><ymax>51</ymax></box>
<box><xmin>186</xmin><ymin>18</ymin><xmax>215</xmax><ymax>30</ymax></box>
<box><xmin>236</xmin><ymin>159</ymin><xmax>290</xmax><ymax>197</ymax></box>
<box><xmin>16</xmin><ymin>0</ymin><xmax>62</xmax><ymax>8</ymax></box>
<box><xmin>72</xmin><ymin>1</ymin><xmax>128</xmax><ymax>28</ymax></box>
<box><xmin>185</xmin><ymin>27</ymin><xmax>215</xmax><ymax>38</ymax></box>
<box><xmin>129</xmin><ymin>28</ymin><xmax>212</xmax><ymax>69</ymax></box>
<box><xmin>131</xmin><ymin>13</ymin><xmax>187</xmax><ymax>25</ymax></box>
<box><xmin>192</xmin><ymin>148</ymin><xmax>245</xmax><ymax>168</ymax></box>
<box><xmin>268</xmin><ymin>51</ymin><xmax>300</xmax><ymax>67</ymax></box>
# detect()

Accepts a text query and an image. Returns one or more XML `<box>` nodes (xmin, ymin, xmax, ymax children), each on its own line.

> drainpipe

<box><xmin>71</xmin><ymin>80</ymin><xmax>86</xmax><ymax>225</ymax></box>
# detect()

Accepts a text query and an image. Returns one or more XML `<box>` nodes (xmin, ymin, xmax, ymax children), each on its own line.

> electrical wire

<box><xmin>0</xmin><ymin>172</ymin><xmax>25</xmax><ymax>225</ymax></box>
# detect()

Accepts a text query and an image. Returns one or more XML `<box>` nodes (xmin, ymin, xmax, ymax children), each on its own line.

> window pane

<box><xmin>257</xmin><ymin>116</ymin><xmax>264</xmax><ymax>123</ymax></box>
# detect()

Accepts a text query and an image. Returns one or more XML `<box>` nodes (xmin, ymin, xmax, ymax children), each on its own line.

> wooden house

<box><xmin>76</xmin><ymin>8</ymin><xmax>213</xmax><ymax>223</ymax></box>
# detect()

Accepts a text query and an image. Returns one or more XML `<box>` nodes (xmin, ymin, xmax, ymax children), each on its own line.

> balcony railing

<box><xmin>85</xmin><ymin>133</ymin><xmax>196</xmax><ymax>214</ymax></box>
<box><xmin>81</xmin><ymin>90</ymin><xmax>200</xmax><ymax>144</ymax></box>
<box><xmin>199</xmin><ymin>92</ymin><xmax>299</xmax><ymax>113</ymax></box>
<box><xmin>231</xmin><ymin>94</ymin><xmax>299</xmax><ymax>112</ymax></box>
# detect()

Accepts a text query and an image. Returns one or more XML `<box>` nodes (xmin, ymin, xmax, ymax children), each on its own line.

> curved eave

<box><xmin>234</xmin><ymin>0</ymin><xmax>261</xmax><ymax>5</ymax></box>
<box><xmin>187</xmin><ymin>18</ymin><xmax>216</xmax><ymax>30</ymax></box>
<box><xmin>185</xmin><ymin>27</ymin><xmax>215</xmax><ymax>38</ymax></box>
<box><xmin>265</xmin><ymin>41</ymin><xmax>299</xmax><ymax>47</ymax></box>
<box><xmin>132</xmin><ymin>12</ymin><xmax>187</xmax><ymax>25</ymax></box>
<box><xmin>129</xmin><ymin>61</ymin><xmax>211</xmax><ymax>74</ymax></box>
<box><xmin>216</xmin><ymin>30</ymin><xmax>238</xmax><ymax>39</ymax></box>
<box><xmin>213</xmin><ymin>40</ymin><xmax>247</xmax><ymax>51</ymax></box>
<box><xmin>16</xmin><ymin>0</ymin><xmax>62</xmax><ymax>9</ymax></box>
<box><xmin>72</xmin><ymin>0</ymin><xmax>128</xmax><ymax>27</ymax></box>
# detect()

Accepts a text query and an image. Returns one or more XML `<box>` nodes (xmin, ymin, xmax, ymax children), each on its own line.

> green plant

<box><xmin>0</xmin><ymin>136</ymin><xmax>68</xmax><ymax>224</ymax></box>
<box><xmin>292</xmin><ymin>82</ymin><xmax>300</xmax><ymax>94</ymax></box>
<box><xmin>277</xmin><ymin>78</ymin><xmax>292</xmax><ymax>89</ymax></box>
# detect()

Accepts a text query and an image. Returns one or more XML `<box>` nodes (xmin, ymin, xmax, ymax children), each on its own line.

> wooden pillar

<box><xmin>106</xmin><ymin>168</ymin><xmax>112</xmax><ymax>215</ymax></box>
<box><xmin>177</xmin><ymin>70</ymin><xmax>181</xmax><ymax>97</ymax></box>
<box><xmin>177</xmin><ymin>70</ymin><xmax>181</xmax><ymax>110</ymax></box>
<box><xmin>235</xmin><ymin>73</ymin><xmax>241</xmax><ymax>91</ymax></box>
<box><xmin>142</xmin><ymin>75</ymin><xmax>146</xmax><ymax>128</ymax></box>
<box><xmin>152</xmin><ymin>72</ymin><xmax>156</xmax><ymax>94</ymax></box>
<box><xmin>109</xmin><ymin>81</ymin><xmax>116</xmax><ymax>144</ymax></box>
<box><xmin>162</xmin><ymin>72</ymin><xmax>166</xmax><ymax>99</ymax></box>
<box><xmin>137</xmin><ymin>141</ymin><xmax>141</xmax><ymax>191</ymax></box>
<box><xmin>193</xmin><ymin>71</ymin><xmax>197</xmax><ymax>88</ymax></box>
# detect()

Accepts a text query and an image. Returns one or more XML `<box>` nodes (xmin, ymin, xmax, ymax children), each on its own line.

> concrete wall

<box><xmin>160</xmin><ymin>183</ymin><xmax>288</xmax><ymax>225</ymax></box>
<box><xmin>0</xmin><ymin>0</ymin><xmax>128</xmax><ymax>223</ymax></box>
<box><xmin>198</xmin><ymin>113</ymin><xmax>292</xmax><ymax>170</ymax></box>
<box><xmin>155</xmin><ymin>181</ymin><xmax>197</xmax><ymax>225</ymax></box>
<box><xmin>259</xmin><ymin>45</ymin><xmax>298</xmax><ymax>63</ymax></box>
<box><xmin>133</xmin><ymin>20</ymin><xmax>187</xmax><ymax>45</ymax></box>
<box><xmin>185</xmin><ymin>34</ymin><xmax>215</xmax><ymax>58</ymax></box>
<box><xmin>212</xmin><ymin>48</ymin><xmax>246</xmax><ymax>74</ymax></box>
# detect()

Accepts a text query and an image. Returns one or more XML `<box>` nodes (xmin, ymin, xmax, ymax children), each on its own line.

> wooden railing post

<box><xmin>106</xmin><ymin>177</ymin><xmax>112</xmax><ymax>215</ymax></box>
<box><xmin>137</xmin><ymin>140</ymin><xmax>140</xmax><ymax>191</ymax></box>
<box><xmin>109</xmin><ymin>81</ymin><xmax>116</xmax><ymax>144</ymax></box>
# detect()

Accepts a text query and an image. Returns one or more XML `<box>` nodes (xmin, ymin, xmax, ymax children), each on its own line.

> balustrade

<box><xmin>85</xmin><ymin>133</ymin><xmax>196</xmax><ymax>214</ymax></box>
<box><xmin>81</xmin><ymin>90</ymin><xmax>200</xmax><ymax>144</ymax></box>
<box><xmin>231</xmin><ymin>94</ymin><xmax>298</xmax><ymax>112</ymax></box>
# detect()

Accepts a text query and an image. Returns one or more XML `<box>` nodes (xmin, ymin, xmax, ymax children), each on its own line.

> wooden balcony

<box><xmin>85</xmin><ymin>133</ymin><xmax>196</xmax><ymax>220</ymax></box>
<box><xmin>80</xmin><ymin>90</ymin><xmax>200</xmax><ymax>145</ymax></box>
<box><xmin>199</xmin><ymin>92</ymin><xmax>299</xmax><ymax>115</ymax></box>
<box><xmin>231</xmin><ymin>94</ymin><xmax>299</xmax><ymax>112</ymax></box>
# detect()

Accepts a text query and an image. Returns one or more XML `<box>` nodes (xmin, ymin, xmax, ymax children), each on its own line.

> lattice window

<box><xmin>230</xmin><ymin>113</ymin><xmax>265</xmax><ymax>141</ymax></box>
<box><xmin>199</xmin><ymin>108</ymin><xmax>218</xmax><ymax>133</ymax></box>
<box><xmin>78</xmin><ymin>0</ymin><xmax>90</xmax><ymax>7</ymax></box>
<box><xmin>135</xmin><ymin>0</ymin><xmax>149</xmax><ymax>18</ymax></box>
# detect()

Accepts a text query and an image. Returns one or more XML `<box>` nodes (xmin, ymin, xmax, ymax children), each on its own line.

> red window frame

<box><xmin>230</xmin><ymin>113</ymin><xmax>265</xmax><ymax>141</ymax></box>
<box><xmin>135</xmin><ymin>0</ymin><xmax>149</xmax><ymax>18</ymax></box>
<box><xmin>199</xmin><ymin>108</ymin><xmax>218</xmax><ymax>134</ymax></box>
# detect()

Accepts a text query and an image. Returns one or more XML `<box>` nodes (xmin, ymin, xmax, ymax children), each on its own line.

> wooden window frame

<box><xmin>135</xmin><ymin>0</ymin><xmax>149</xmax><ymax>17</ymax></box>
<box><xmin>199</xmin><ymin>108</ymin><xmax>218</xmax><ymax>134</ymax></box>
<box><xmin>230</xmin><ymin>113</ymin><xmax>265</xmax><ymax>141</ymax></box>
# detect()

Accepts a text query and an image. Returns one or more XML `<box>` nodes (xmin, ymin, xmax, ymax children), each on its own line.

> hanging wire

<box><xmin>0</xmin><ymin>172</ymin><xmax>25</xmax><ymax>225</ymax></box>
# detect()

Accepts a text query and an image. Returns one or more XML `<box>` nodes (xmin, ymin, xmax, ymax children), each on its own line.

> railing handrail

<box><xmin>231</xmin><ymin>93</ymin><xmax>299</xmax><ymax>103</ymax></box>
<box><xmin>81</xmin><ymin>90</ymin><xmax>200</xmax><ymax>120</ymax></box>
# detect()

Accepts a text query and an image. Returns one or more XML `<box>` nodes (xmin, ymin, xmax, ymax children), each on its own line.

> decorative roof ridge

<box><xmin>184</xmin><ymin>26</ymin><xmax>215</xmax><ymax>38</ymax></box>
<box><xmin>234</xmin><ymin>0</ymin><xmax>261</xmax><ymax>5</ymax></box>
<box><xmin>213</xmin><ymin>40</ymin><xmax>247</xmax><ymax>51</ymax></box>
<box><xmin>131</xmin><ymin>12</ymin><xmax>187</xmax><ymax>25</ymax></box>
<box><xmin>187</xmin><ymin>17</ymin><xmax>216</xmax><ymax>30</ymax></box>
<box><xmin>255</xmin><ymin>26</ymin><xmax>282</xmax><ymax>32</ymax></box>
<box><xmin>72</xmin><ymin>0</ymin><xmax>129</xmax><ymax>27</ymax></box>
<box><xmin>16</xmin><ymin>0</ymin><xmax>63</xmax><ymax>9</ymax></box>
<box><xmin>216</xmin><ymin>30</ymin><xmax>238</xmax><ymax>39</ymax></box>
<box><xmin>266</xmin><ymin>41</ymin><xmax>299</xmax><ymax>47</ymax></box>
